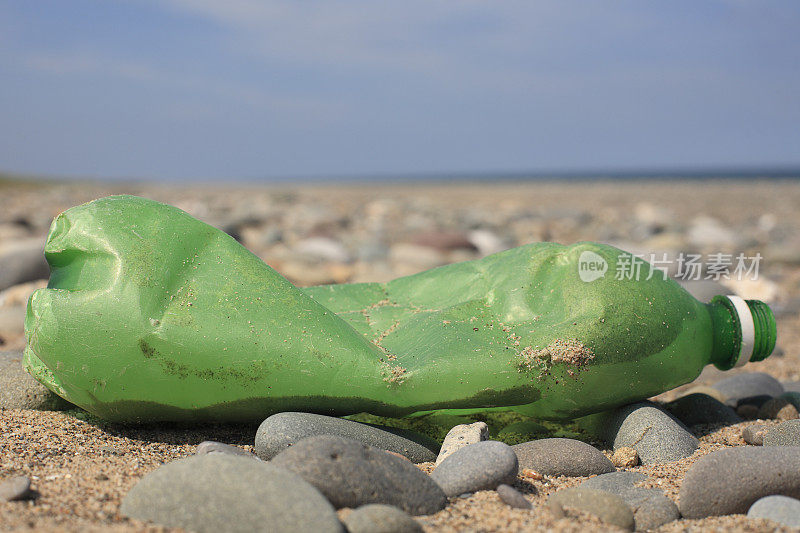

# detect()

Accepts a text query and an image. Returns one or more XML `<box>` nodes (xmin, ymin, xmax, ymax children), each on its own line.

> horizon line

<box><xmin>2</xmin><ymin>165</ymin><xmax>799</xmax><ymax>186</ymax></box>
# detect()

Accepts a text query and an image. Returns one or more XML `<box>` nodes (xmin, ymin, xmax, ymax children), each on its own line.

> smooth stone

<box><xmin>679</xmin><ymin>446</ymin><xmax>800</xmax><ymax>517</ymax></box>
<box><xmin>591</xmin><ymin>402</ymin><xmax>698</xmax><ymax>465</ymax></box>
<box><xmin>294</xmin><ymin>237</ymin><xmax>351</xmax><ymax>263</ymax></box>
<box><xmin>747</xmin><ymin>495</ymin><xmax>800</xmax><ymax>528</ymax></box>
<box><xmin>779</xmin><ymin>391</ymin><xmax>800</xmax><ymax>410</ymax></box>
<box><xmin>738</xmin><ymin>396</ymin><xmax>772</xmax><ymax>409</ymax></box>
<box><xmin>435</xmin><ymin>422</ymin><xmax>488</xmax><ymax>465</ymax></box>
<box><xmin>0</xmin><ymin>238</ymin><xmax>49</xmax><ymax>291</ymax></box>
<box><xmin>679</xmin><ymin>385</ymin><xmax>727</xmax><ymax>403</ymax></box>
<box><xmin>711</xmin><ymin>372</ymin><xmax>784</xmax><ymax>407</ymax></box>
<box><xmin>120</xmin><ymin>454</ymin><xmax>343</xmax><ymax>533</ymax></box>
<box><xmin>687</xmin><ymin>216</ymin><xmax>739</xmax><ymax>248</ymax></box>
<box><xmin>758</xmin><ymin>397</ymin><xmax>799</xmax><ymax>420</ymax></box>
<box><xmin>581</xmin><ymin>472</ymin><xmax>680</xmax><ymax>530</ymax></box>
<box><xmin>548</xmin><ymin>487</ymin><xmax>634</xmax><ymax>531</ymax></box>
<box><xmin>763</xmin><ymin>420</ymin><xmax>800</xmax><ymax>446</ymax></box>
<box><xmin>271</xmin><ymin>435</ymin><xmax>446</xmax><ymax>515</ymax></box>
<box><xmin>254</xmin><ymin>412</ymin><xmax>438</xmax><ymax>462</ymax></box>
<box><xmin>496</xmin><ymin>484</ymin><xmax>532</xmax><ymax>510</ymax></box>
<box><xmin>342</xmin><ymin>504</ymin><xmax>423</xmax><ymax>533</ymax></box>
<box><xmin>196</xmin><ymin>441</ymin><xmax>254</xmax><ymax>457</ymax></box>
<box><xmin>742</xmin><ymin>424</ymin><xmax>769</xmax><ymax>446</ymax></box>
<box><xmin>781</xmin><ymin>381</ymin><xmax>800</xmax><ymax>394</ymax></box>
<box><xmin>665</xmin><ymin>393</ymin><xmax>742</xmax><ymax>426</ymax></box>
<box><xmin>0</xmin><ymin>475</ymin><xmax>32</xmax><ymax>501</ymax></box>
<box><xmin>634</xmin><ymin>202</ymin><xmax>674</xmax><ymax>231</ymax></box>
<box><xmin>512</xmin><ymin>438</ymin><xmax>615</xmax><ymax>477</ymax></box>
<box><xmin>356</xmin><ymin>243</ymin><xmax>389</xmax><ymax>262</ymax></box>
<box><xmin>468</xmin><ymin>229</ymin><xmax>506</xmax><ymax>256</ymax></box>
<box><xmin>0</xmin><ymin>351</ymin><xmax>71</xmax><ymax>410</ymax></box>
<box><xmin>431</xmin><ymin>441</ymin><xmax>518</xmax><ymax>498</ymax></box>
<box><xmin>736</xmin><ymin>404</ymin><xmax>760</xmax><ymax>420</ymax></box>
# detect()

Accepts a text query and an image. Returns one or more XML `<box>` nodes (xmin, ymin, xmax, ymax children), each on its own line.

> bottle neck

<box><xmin>708</xmin><ymin>295</ymin><xmax>777</xmax><ymax>370</ymax></box>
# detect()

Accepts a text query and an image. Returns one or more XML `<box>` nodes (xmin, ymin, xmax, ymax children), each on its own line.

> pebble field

<box><xmin>1</xmin><ymin>178</ymin><xmax>800</xmax><ymax>532</ymax></box>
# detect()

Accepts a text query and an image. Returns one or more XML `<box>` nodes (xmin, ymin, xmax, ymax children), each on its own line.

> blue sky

<box><xmin>1</xmin><ymin>1</ymin><xmax>799</xmax><ymax>181</ymax></box>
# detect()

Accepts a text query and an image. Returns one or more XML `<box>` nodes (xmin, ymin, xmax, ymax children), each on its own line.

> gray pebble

<box><xmin>679</xmin><ymin>446</ymin><xmax>800</xmax><ymax>518</ymax></box>
<box><xmin>271</xmin><ymin>435</ymin><xmax>446</xmax><ymax>515</ymax></box>
<box><xmin>496</xmin><ymin>484</ymin><xmax>531</xmax><ymax>510</ymax></box>
<box><xmin>736</xmin><ymin>404</ymin><xmax>761</xmax><ymax>420</ymax></box>
<box><xmin>120</xmin><ymin>454</ymin><xmax>343</xmax><ymax>533</ymax></box>
<box><xmin>581</xmin><ymin>471</ymin><xmax>680</xmax><ymax>530</ymax></box>
<box><xmin>431</xmin><ymin>441</ymin><xmax>518</xmax><ymax>498</ymax></box>
<box><xmin>590</xmin><ymin>402</ymin><xmax>698</xmax><ymax>465</ymax></box>
<box><xmin>781</xmin><ymin>381</ymin><xmax>800</xmax><ymax>394</ymax></box>
<box><xmin>739</xmin><ymin>396</ymin><xmax>772</xmax><ymax>409</ymax></box>
<box><xmin>342</xmin><ymin>504</ymin><xmax>423</xmax><ymax>533</ymax></box>
<box><xmin>435</xmin><ymin>422</ymin><xmax>488</xmax><ymax>465</ymax></box>
<box><xmin>665</xmin><ymin>393</ymin><xmax>741</xmax><ymax>426</ymax></box>
<box><xmin>254</xmin><ymin>412</ymin><xmax>437</xmax><ymax>462</ymax></box>
<box><xmin>758</xmin><ymin>397</ymin><xmax>799</xmax><ymax>420</ymax></box>
<box><xmin>711</xmin><ymin>372</ymin><xmax>784</xmax><ymax>407</ymax></box>
<box><xmin>512</xmin><ymin>438</ymin><xmax>615</xmax><ymax>477</ymax></box>
<box><xmin>747</xmin><ymin>495</ymin><xmax>800</xmax><ymax>528</ymax></box>
<box><xmin>0</xmin><ymin>475</ymin><xmax>33</xmax><ymax>501</ymax></box>
<box><xmin>679</xmin><ymin>385</ymin><xmax>727</xmax><ymax>403</ymax></box>
<box><xmin>196</xmin><ymin>441</ymin><xmax>254</xmax><ymax>457</ymax></box>
<box><xmin>763</xmin><ymin>419</ymin><xmax>800</xmax><ymax>446</ymax></box>
<box><xmin>548</xmin><ymin>487</ymin><xmax>634</xmax><ymax>531</ymax></box>
<box><xmin>0</xmin><ymin>239</ymin><xmax>49</xmax><ymax>291</ymax></box>
<box><xmin>0</xmin><ymin>351</ymin><xmax>71</xmax><ymax>410</ymax></box>
<box><xmin>742</xmin><ymin>424</ymin><xmax>769</xmax><ymax>446</ymax></box>
<box><xmin>780</xmin><ymin>391</ymin><xmax>800</xmax><ymax>410</ymax></box>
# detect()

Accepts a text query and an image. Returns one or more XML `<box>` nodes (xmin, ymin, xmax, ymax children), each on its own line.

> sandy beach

<box><xmin>1</xmin><ymin>178</ymin><xmax>799</xmax><ymax>532</ymax></box>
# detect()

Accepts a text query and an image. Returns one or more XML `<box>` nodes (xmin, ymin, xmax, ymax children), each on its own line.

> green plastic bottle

<box><xmin>23</xmin><ymin>195</ymin><xmax>776</xmax><ymax>422</ymax></box>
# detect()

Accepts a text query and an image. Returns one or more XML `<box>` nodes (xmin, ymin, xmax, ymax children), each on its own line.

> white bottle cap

<box><xmin>727</xmin><ymin>295</ymin><xmax>754</xmax><ymax>367</ymax></box>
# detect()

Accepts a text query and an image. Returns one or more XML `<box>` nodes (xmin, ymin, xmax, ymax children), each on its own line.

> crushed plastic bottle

<box><xmin>23</xmin><ymin>195</ymin><xmax>776</xmax><ymax>422</ymax></box>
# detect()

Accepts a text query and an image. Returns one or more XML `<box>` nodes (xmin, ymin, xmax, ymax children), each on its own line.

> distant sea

<box><xmin>2</xmin><ymin>167</ymin><xmax>800</xmax><ymax>185</ymax></box>
<box><xmin>342</xmin><ymin>168</ymin><xmax>800</xmax><ymax>185</ymax></box>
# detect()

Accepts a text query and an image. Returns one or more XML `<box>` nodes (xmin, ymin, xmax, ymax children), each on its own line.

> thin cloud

<box><xmin>20</xmin><ymin>49</ymin><xmax>346</xmax><ymax>122</ymax></box>
<box><xmin>25</xmin><ymin>51</ymin><xmax>160</xmax><ymax>81</ymax></box>
<box><xmin>159</xmin><ymin>1</ymin><xmax>531</xmax><ymax>83</ymax></box>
